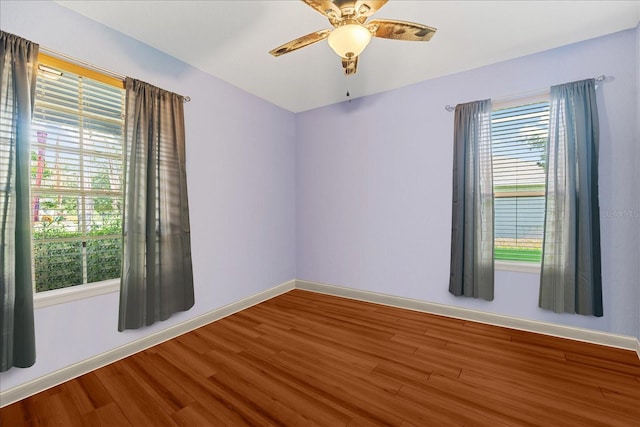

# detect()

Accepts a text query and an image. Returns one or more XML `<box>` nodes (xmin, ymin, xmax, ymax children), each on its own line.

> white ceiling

<box><xmin>57</xmin><ymin>1</ymin><xmax>639</xmax><ymax>113</ymax></box>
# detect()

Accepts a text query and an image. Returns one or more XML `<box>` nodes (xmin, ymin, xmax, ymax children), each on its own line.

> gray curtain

<box><xmin>539</xmin><ymin>79</ymin><xmax>602</xmax><ymax>316</ymax></box>
<box><xmin>0</xmin><ymin>31</ymin><xmax>38</xmax><ymax>371</ymax></box>
<box><xmin>119</xmin><ymin>78</ymin><xmax>194</xmax><ymax>331</ymax></box>
<box><xmin>449</xmin><ymin>100</ymin><xmax>494</xmax><ymax>300</ymax></box>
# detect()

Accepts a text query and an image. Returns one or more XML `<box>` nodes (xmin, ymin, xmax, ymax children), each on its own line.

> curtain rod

<box><xmin>444</xmin><ymin>75</ymin><xmax>606</xmax><ymax>112</ymax></box>
<box><xmin>40</xmin><ymin>47</ymin><xmax>191</xmax><ymax>103</ymax></box>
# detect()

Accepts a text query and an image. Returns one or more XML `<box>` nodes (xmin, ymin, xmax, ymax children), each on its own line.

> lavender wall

<box><xmin>1</xmin><ymin>1</ymin><xmax>296</xmax><ymax>390</ymax></box>
<box><xmin>296</xmin><ymin>28</ymin><xmax>640</xmax><ymax>339</ymax></box>
<box><xmin>635</xmin><ymin>23</ymin><xmax>640</xmax><ymax>341</ymax></box>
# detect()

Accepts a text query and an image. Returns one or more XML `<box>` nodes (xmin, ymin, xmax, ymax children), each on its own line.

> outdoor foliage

<box><xmin>494</xmin><ymin>246</ymin><xmax>542</xmax><ymax>263</ymax></box>
<box><xmin>525</xmin><ymin>134</ymin><xmax>547</xmax><ymax>170</ymax></box>
<box><xmin>33</xmin><ymin>220</ymin><xmax>122</xmax><ymax>292</ymax></box>
<box><xmin>33</xmin><ymin>237</ymin><xmax>83</xmax><ymax>292</ymax></box>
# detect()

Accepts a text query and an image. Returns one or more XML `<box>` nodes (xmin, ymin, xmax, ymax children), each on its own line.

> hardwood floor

<box><xmin>2</xmin><ymin>289</ymin><xmax>639</xmax><ymax>426</ymax></box>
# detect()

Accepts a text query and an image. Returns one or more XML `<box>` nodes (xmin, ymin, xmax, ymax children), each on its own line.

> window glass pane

<box><xmin>492</xmin><ymin>101</ymin><xmax>549</xmax><ymax>263</ymax></box>
<box><xmin>86</xmin><ymin>237</ymin><xmax>122</xmax><ymax>284</ymax></box>
<box><xmin>495</xmin><ymin>196</ymin><xmax>545</xmax><ymax>262</ymax></box>
<box><xmin>33</xmin><ymin>240</ymin><xmax>83</xmax><ymax>292</ymax></box>
<box><xmin>31</xmin><ymin>61</ymin><xmax>125</xmax><ymax>292</ymax></box>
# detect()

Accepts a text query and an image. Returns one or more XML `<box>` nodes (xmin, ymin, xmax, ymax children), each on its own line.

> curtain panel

<box><xmin>449</xmin><ymin>99</ymin><xmax>494</xmax><ymax>301</ymax></box>
<box><xmin>539</xmin><ymin>79</ymin><xmax>602</xmax><ymax>316</ymax></box>
<box><xmin>0</xmin><ymin>31</ymin><xmax>39</xmax><ymax>371</ymax></box>
<box><xmin>119</xmin><ymin>78</ymin><xmax>194</xmax><ymax>331</ymax></box>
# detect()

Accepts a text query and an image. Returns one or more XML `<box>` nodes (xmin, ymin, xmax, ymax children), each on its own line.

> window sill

<box><xmin>495</xmin><ymin>260</ymin><xmax>541</xmax><ymax>274</ymax></box>
<box><xmin>34</xmin><ymin>279</ymin><xmax>120</xmax><ymax>309</ymax></box>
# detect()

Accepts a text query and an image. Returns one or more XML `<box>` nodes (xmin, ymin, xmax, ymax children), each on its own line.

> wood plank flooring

<box><xmin>2</xmin><ymin>289</ymin><xmax>639</xmax><ymax>426</ymax></box>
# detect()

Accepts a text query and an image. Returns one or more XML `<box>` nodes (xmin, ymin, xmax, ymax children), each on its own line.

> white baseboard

<box><xmin>2</xmin><ymin>278</ymin><xmax>638</xmax><ymax>408</ymax></box>
<box><xmin>0</xmin><ymin>279</ymin><xmax>295</xmax><ymax>408</ymax></box>
<box><xmin>295</xmin><ymin>279</ymin><xmax>640</xmax><ymax>353</ymax></box>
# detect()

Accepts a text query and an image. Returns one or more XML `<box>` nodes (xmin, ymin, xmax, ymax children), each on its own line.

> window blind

<box><xmin>31</xmin><ymin>61</ymin><xmax>125</xmax><ymax>292</ymax></box>
<box><xmin>0</xmin><ymin>64</ymin><xmax>16</xmax><ymax>215</ymax></box>
<box><xmin>492</xmin><ymin>101</ymin><xmax>549</xmax><ymax>263</ymax></box>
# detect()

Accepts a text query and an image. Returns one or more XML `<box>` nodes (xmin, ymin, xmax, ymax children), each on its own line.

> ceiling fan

<box><xmin>269</xmin><ymin>0</ymin><xmax>436</xmax><ymax>76</ymax></box>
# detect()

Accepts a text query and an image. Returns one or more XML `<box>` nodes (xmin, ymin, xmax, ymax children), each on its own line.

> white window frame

<box><xmin>34</xmin><ymin>279</ymin><xmax>120</xmax><ymax>308</ymax></box>
<box><xmin>31</xmin><ymin>53</ymin><xmax>125</xmax><ymax>307</ymax></box>
<box><xmin>492</xmin><ymin>92</ymin><xmax>550</xmax><ymax>274</ymax></box>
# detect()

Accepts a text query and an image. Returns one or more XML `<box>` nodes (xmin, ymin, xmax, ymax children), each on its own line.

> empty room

<box><xmin>1</xmin><ymin>1</ymin><xmax>639</xmax><ymax>425</ymax></box>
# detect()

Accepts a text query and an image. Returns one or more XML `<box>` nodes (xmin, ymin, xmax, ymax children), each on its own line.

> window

<box><xmin>491</xmin><ymin>97</ymin><xmax>549</xmax><ymax>263</ymax></box>
<box><xmin>31</xmin><ymin>54</ymin><xmax>125</xmax><ymax>293</ymax></box>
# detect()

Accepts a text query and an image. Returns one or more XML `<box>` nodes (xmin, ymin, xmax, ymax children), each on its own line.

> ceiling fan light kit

<box><xmin>327</xmin><ymin>22</ymin><xmax>372</xmax><ymax>58</ymax></box>
<box><xmin>269</xmin><ymin>0</ymin><xmax>436</xmax><ymax>76</ymax></box>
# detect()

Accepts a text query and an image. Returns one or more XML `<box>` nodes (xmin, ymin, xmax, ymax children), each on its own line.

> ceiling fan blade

<box><xmin>341</xmin><ymin>55</ymin><xmax>359</xmax><ymax>76</ymax></box>
<box><xmin>301</xmin><ymin>0</ymin><xmax>342</xmax><ymax>19</ymax></box>
<box><xmin>354</xmin><ymin>0</ymin><xmax>388</xmax><ymax>18</ymax></box>
<box><xmin>269</xmin><ymin>29</ymin><xmax>332</xmax><ymax>57</ymax></box>
<box><xmin>367</xmin><ymin>19</ymin><xmax>437</xmax><ymax>42</ymax></box>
